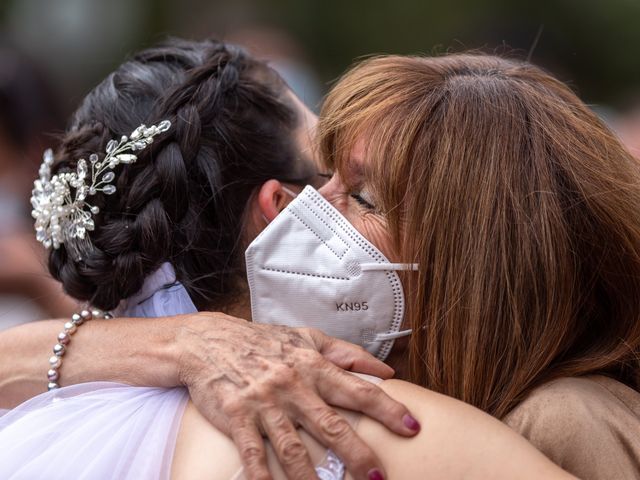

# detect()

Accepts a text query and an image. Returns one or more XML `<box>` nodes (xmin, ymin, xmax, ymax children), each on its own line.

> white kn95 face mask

<box><xmin>245</xmin><ymin>185</ymin><xmax>418</xmax><ymax>361</ymax></box>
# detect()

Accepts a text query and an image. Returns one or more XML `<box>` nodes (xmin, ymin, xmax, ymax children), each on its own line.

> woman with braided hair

<box><xmin>0</xmin><ymin>38</ymin><xmax>575</xmax><ymax>479</ymax></box>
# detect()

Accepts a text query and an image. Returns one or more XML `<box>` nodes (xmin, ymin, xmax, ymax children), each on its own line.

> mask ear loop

<box><xmin>361</xmin><ymin>262</ymin><xmax>419</xmax><ymax>343</ymax></box>
<box><xmin>373</xmin><ymin>329</ymin><xmax>412</xmax><ymax>342</ymax></box>
<box><xmin>360</xmin><ymin>263</ymin><xmax>419</xmax><ymax>271</ymax></box>
<box><xmin>281</xmin><ymin>185</ymin><xmax>299</xmax><ymax>198</ymax></box>
<box><xmin>262</xmin><ymin>185</ymin><xmax>300</xmax><ymax>225</ymax></box>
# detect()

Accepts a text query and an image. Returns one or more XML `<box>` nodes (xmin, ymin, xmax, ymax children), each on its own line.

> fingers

<box><xmin>260</xmin><ymin>407</ymin><xmax>318</xmax><ymax>480</ymax></box>
<box><xmin>229</xmin><ymin>416</ymin><xmax>271</xmax><ymax>480</ymax></box>
<box><xmin>295</xmin><ymin>391</ymin><xmax>386</xmax><ymax>480</ymax></box>
<box><xmin>305</xmin><ymin>329</ymin><xmax>395</xmax><ymax>379</ymax></box>
<box><xmin>317</xmin><ymin>364</ymin><xmax>421</xmax><ymax>438</ymax></box>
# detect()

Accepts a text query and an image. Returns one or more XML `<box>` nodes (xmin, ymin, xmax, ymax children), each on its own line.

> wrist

<box><xmin>174</xmin><ymin>312</ymin><xmax>209</xmax><ymax>387</ymax></box>
<box><xmin>174</xmin><ymin>311</ymin><xmax>237</xmax><ymax>387</ymax></box>
<box><xmin>142</xmin><ymin>314</ymin><xmax>187</xmax><ymax>388</ymax></box>
<box><xmin>61</xmin><ymin>315</ymin><xmax>184</xmax><ymax>388</ymax></box>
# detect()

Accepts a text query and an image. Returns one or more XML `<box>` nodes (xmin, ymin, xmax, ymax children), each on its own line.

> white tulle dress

<box><xmin>0</xmin><ymin>264</ymin><xmax>346</xmax><ymax>479</ymax></box>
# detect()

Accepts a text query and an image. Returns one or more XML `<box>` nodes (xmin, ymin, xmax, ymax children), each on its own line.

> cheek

<box><xmin>356</xmin><ymin>214</ymin><xmax>398</xmax><ymax>262</ymax></box>
<box><xmin>318</xmin><ymin>180</ymin><xmax>397</xmax><ymax>260</ymax></box>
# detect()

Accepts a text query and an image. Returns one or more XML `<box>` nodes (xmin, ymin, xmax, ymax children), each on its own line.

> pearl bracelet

<box><xmin>47</xmin><ymin>308</ymin><xmax>112</xmax><ymax>391</ymax></box>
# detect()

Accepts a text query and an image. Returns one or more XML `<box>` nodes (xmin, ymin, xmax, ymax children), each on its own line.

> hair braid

<box><xmin>47</xmin><ymin>38</ymin><xmax>312</xmax><ymax>311</ymax></box>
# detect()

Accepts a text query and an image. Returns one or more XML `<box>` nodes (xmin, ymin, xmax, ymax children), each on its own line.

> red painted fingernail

<box><xmin>368</xmin><ymin>468</ymin><xmax>385</xmax><ymax>480</ymax></box>
<box><xmin>403</xmin><ymin>414</ymin><xmax>421</xmax><ymax>432</ymax></box>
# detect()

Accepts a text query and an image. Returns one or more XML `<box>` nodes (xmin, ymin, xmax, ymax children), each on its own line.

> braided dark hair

<box><xmin>48</xmin><ymin>38</ymin><xmax>315</xmax><ymax>311</ymax></box>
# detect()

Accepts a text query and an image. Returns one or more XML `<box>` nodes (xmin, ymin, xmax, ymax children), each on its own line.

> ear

<box><xmin>257</xmin><ymin>179</ymin><xmax>292</xmax><ymax>222</ymax></box>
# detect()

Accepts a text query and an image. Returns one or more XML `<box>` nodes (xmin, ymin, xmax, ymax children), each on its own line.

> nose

<box><xmin>316</xmin><ymin>174</ymin><xmax>352</xmax><ymax>216</ymax></box>
<box><xmin>317</xmin><ymin>174</ymin><xmax>341</xmax><ymax>199</ymax></box>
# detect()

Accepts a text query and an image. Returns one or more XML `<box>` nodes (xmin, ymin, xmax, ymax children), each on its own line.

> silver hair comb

<box><xmin>31</xmin><ymin>120</ymin><xmax>171</xmax><ymax>258</ymax></box>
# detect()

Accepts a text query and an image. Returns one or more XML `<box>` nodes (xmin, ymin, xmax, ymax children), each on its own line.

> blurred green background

<box><xmin>1</xmin><ymin>0</ymin><xmax>639</xmax><ymax>114</ymax></box>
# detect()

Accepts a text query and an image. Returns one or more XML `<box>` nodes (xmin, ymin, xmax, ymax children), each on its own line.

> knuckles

<box><xmin>317</xmin><ymin>409</ymin><xmax>351</xmax><ymax>439</ymax></box>
<box><xmin>299</xmin><ymin>326</ymin><xmax>325</xmax><ymax>342</ymax></box>
<box><xmin>256</xmin><ymin>363</ymin><xmax>301</xmax><ymax>394</ymax></box>
<box><xmin>294</xmin><ymin>348</ymin><xmax>326</xmax><ymax>371</ymax></box>
<box><xmin>221</xmin><ymin>366</ymin><xmax>302</xmax><ymax>411</ymax></box>
<box><xmin>238</xmin><ymin>442</ymin><xmax>265</xmax><ymax>464</ymax></box>
<box><xmin>350</xmin><ymin>379</ymin><xmax>381</xmax><ymax>400</ymax></box>
<box><xmin>275</xmin><ymin>435</ymin><xmax>307</xmax><ymax>467</ymax></box>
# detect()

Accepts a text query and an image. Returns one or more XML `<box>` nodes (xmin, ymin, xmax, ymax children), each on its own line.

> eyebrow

<box><xmin>341</xmin><ymin>157</ymin><xmax>368</xmax><ymax>190</ymax></box>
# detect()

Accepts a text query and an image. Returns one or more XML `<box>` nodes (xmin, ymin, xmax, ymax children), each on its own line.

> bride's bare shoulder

<box><xmin>171</xmin><ymin>379</ymin><xmax>575</xmax><ymax>480</ymax></box>
<box><xmin>171</xmin><ymin>399</ymin><xmax>328</xmax><ymax>480</ymax></box>
<box><xmin>355</xmin><ymin>379</ymin><xmax>574</xmax><ymax>480</ymax></box>
<box><xmin>171</xmin><ymin>400</ymin><xmax>243</xmax><ymax>480</ymax></box>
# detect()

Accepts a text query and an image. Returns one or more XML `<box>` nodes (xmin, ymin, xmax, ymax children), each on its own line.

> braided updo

<box><xmin>48</xmin><ymin>38</ymin><xmax>315</xmax><ymax>311</ymax></box>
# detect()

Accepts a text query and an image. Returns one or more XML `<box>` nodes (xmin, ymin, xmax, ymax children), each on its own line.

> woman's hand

<box><xmin>0</xmin><ymin>312</ymin><xmax>419</xmax><ymax>480</ymax></box>
<box><xmin>177</xmin><ymin>313</ymin><xmax>420</xmax><ymax>480</ymax></box>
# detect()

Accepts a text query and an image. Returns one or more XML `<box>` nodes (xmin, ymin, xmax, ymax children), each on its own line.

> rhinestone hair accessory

<box><xmin>31</xmin><ymin>120</ymin><xmax>171</xmax><ymax>257</ymax></box>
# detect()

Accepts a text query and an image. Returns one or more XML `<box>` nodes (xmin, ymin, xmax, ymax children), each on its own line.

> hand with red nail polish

<box><xmin>368</xmin><ymin>468</ymin><xmax>385</xmax><ymax>480</ymax></box>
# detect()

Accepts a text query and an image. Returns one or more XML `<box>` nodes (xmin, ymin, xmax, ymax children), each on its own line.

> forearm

<box><xmin>0</xmin><ymin>314</ymin><xmax>418</xmax><ymax>480</ymax></box>
<box><xmin>0</xmin><ymin>315</ymin><xmax>187</xmax><ymax>408</ymax></box>
<box><xmin>0</xmin><ymin>319</ymin><xmax>62</xmax><ymax>407</ymax></box>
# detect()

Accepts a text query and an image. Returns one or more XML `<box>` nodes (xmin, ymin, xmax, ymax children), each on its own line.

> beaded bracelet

<box><xmin>47</xmin><ymin>308</ymin><xmax>112</xmax><ymax>391</ymax></box>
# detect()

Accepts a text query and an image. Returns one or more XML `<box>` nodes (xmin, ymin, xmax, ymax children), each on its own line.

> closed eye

<box><xmin>350</xmin><ymin>193</ymin><xmax>376</xmax><ymax>210</ymax></box>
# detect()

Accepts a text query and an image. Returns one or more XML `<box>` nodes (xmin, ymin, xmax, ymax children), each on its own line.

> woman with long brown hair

<box><xmin>163</xmin><ymin>52</ymin><xmax>640</xmax><ymax>478</ymax></box>
<box><xmin>310</xmin><ymin>53</ymin><xmax>640</xmax><ymax>478</ymax></box>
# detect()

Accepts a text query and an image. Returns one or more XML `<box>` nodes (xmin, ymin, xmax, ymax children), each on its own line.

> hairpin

<box><xmin>31</xmin><ymin>120</ymin><xmax>171</xmax><ymax>258</ymax></box>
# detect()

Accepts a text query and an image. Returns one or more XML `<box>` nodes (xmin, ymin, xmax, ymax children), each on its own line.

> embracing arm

<box><xmin>0</xmin><ymin>313</ymin><xmax>420</xmax><ymax>480</ymax></box>
<box><xmin>174</xmin><ymin>378</ymin><xmax>576</xmax><ymax>480</ymax></box>
<box><xmin>0</xmin><ymin>315</ymin><xmax>181</xmax><ymax>407</ymax></box>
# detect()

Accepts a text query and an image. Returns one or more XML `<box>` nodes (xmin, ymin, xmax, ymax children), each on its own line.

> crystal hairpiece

<box><xmin>31</xmin><ymin>120</ymin><xmax>171</xmax><ymax>256</ymax></box>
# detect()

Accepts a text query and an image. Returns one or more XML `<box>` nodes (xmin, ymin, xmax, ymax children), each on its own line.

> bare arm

<box><xmin>353</xmin><ymin>380</ymin><xmax>576</xmax><ymax>480</ymax></box>
<box><xmin>174</xmin><ymin>378</ymin><xmax>576</xmax><ymax>480</ymax></box>
<box><xmin>0</xmin><ymin>313</ymin><xmax>420</xmax><ymax>480</ymax></box>
<box><xmin>0</xmin><ymin>316</ymin><xmax>180</xmax><ymax>407</ymax></box>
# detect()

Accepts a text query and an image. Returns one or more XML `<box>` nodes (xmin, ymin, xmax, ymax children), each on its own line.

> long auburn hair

<box><xmin>319</xmin><ymin>54</ymin><xmax>640</xmax><ymax>418</ymax></box>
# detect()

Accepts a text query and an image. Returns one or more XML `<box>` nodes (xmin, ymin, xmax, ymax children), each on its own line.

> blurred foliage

<box><xmin>1</xmin><ymin>0</ymin><xmax>638</xmax><ymax>109</ymax></box>
<box><xmin>266</xmin><ymin>0</ymin><xmax>640</xmax><ymax>106</ymax></box>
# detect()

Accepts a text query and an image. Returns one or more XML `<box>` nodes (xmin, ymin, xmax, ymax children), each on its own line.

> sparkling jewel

<box><xmin>31</xmin><ymin>120</ymin><xmax>171</xmax><ymax>250</ymax></box>
<box><xmin>116</xmin><ymin>153</ymin><xmax>137</xmax><ymax>163</ymax></box>
<box><xmin>47</xmin><ymin>369</ymin><xmax>59</xmax><ymax>381</ymax></box>
<box><xmin>47</xmin><ymin>382</ymin><xmax>59</xmax><ymax>391</ymax></box>
<box><xmin>80</xmin><ymin>309</ymin><xmax>92</xmax><ymax>321</ymax></box>
<box><xmin>71</xmin><ymin>312</ymin><xmax>83</xmax><ymax>325</ymax></box>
